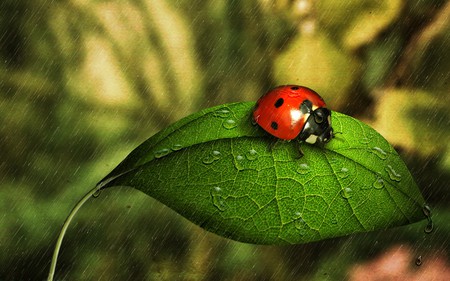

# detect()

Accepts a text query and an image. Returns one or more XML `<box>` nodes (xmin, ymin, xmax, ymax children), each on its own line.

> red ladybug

<box><xmin>253</xmin><ymin>85</ymin><xmax>333</xmax><ymax>145</ymax></box>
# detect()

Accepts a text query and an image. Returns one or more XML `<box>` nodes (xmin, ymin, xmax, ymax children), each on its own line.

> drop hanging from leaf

<box><xmin>48</xmin><ymin>102</ymin><xmax>429</xmax><ymax>280</ymax></box>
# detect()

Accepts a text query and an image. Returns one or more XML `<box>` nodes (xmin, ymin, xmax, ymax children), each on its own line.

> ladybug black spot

<box><xmin>271</xmin><ymin>121</ymin><xmax>278</xmax><ymax>130</ymax></box>
<box><xmin>274</xmin><ymin>98</ymin><xmax>284</xmax><ymax>108</ymax></box>
<box><xmin>291</xmin><ymin>86</ymin><xmax>299</xmax><ymax>90</ymax></box>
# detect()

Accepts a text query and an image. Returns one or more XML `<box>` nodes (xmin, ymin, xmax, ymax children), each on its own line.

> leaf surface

<box><xmin>99</xmin><ymin>102</ymin><xmax>425</xmax><ymax>244</ymax></box>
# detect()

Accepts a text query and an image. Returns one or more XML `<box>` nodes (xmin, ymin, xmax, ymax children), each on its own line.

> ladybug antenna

<box><xmin>331</xmin><ymin>131</ymin><xmax>342</xmax><ymax>139</ymax></box>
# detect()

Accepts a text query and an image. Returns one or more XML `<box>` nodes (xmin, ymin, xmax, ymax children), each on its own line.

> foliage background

<box><xmin>1</xmin><ymin>0</ymin><xmax>449</xmax><ymax>280</ymax></box>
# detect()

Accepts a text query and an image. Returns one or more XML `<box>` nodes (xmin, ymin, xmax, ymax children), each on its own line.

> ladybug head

<box><xmin>299</xmin><ymin>107</ymin><xmax>333</xmax><ymax>145</ymax></box>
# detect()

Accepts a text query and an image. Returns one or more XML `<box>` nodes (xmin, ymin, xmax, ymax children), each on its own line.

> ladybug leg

<box><xmin>267</xmin><ymin>139</ymin><xmax>280</xmax><ymax>151</ymax></box>
<box><xmin>295</xmin><ymin>141</ymin><xmax>304</xmax><ymax>159</ymax></box>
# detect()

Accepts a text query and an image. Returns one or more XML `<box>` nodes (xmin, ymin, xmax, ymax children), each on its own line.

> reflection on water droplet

<box><xmin>338</xmin><ymin>167</ymin><xmax>349</xmax><ymax>178</ymax></box>
<box><xmin>423</xmin><ymin>204</ymin><xmax>433</xmax><ymax>234</ymax></box>
<box><xmin>372</xmin><ymin>147</ymin><xmax>387</xmax><ymax>160</ymax></box>
<box><xmin>297</xmin><ymin>163</ymin><xmax>310</xmax><ymax>174</ymax></box>
<box><xmin>246</xmin><ymin>149</ymin><xmax>258</xmax><ymax>161</ymax></box>
<box><xmin>385</xmin><ymin>165</ymin><xmax>401</xmax><ymax>182</ymax></box>
<box><xmin>154</xmin><ymin>148</ymin><xmax>171</xmax><ymax>158</ymax></box>
<box><xmin>373</xmin><ymin>177</ymin><xmax>385</xmax><ymax>189</ymax></box>
<box><xmin>359</xmin><ymin>137</ymin><xmax>370</xmax><ymax>144</ymax></box>
<box><xmin>214</xmin><ymin>109</ymin><xmax>231</xmax><ymax>118</ymax></box>
<box><xmin>222</xmin><ymin>119</ymin><xmax>237</xmax><ymax>129</ymax></box>
<box><xmin>202</xmin><ymin>150</ymin><xmax>221</xmax><ymax>164</ymax></box>
<box><xmin>340</xmin><ymin>187</ymin><xmax>353</xmax><ymax>199</ymax></box>
<box><xmin>171</xmin><ymin>144</ymin><xmax>183</xmax><ymax>151</ymax></box>
<box><xmin>415</xmin><ymin>255</ymin><xmax>422</xmax><ymax>266</ymax></box>
<box><xmin>210</xmin><ymin>186</ymin><xmax>227</xmax><ymax>211</ymax></box>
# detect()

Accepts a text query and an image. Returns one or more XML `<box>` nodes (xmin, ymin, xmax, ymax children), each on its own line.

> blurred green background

<box><xmin>1</xmin><ymin>0</ymin><xmax>449</xmax><ymax>280</ymax></box>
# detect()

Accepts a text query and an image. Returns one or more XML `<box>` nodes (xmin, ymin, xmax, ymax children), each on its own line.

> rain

<box><xmin>1</xmin><ymin>0</ymin><xmax>449</xmax><ymax>280</ymax></box>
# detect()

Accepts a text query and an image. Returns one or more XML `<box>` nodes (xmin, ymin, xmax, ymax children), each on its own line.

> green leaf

<box><xmin>98</xmin><ymin>102</ymin><xmax>426</xmax><ymax>245</ymax></box>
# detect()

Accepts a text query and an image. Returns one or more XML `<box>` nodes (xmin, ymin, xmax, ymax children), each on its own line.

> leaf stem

<box><xmin>47</xmin><ymin>185</ymin><xmax>101</xmax><ymax>281</ymax></box>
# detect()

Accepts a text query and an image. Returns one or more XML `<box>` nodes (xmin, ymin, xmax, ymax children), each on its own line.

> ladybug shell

<box><xmin>253</xmin><ymin>85</ymin><xmax>326</xmax><ymax>140</ymax></box>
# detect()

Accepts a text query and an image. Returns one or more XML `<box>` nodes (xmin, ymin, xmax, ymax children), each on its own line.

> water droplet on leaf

<box><xmin>214</xmin><ymin>109</ymin><xmax>231</xmax><ymax>118</ymax></box>
<box><xmin>202</xmin><ymin>150</ymin><xmax>221</xmax><ymax>164</ymax></box>
<box><xmin>212</xmin><ymin>150</ymin><xmax>221</xmax><ymax>159</ymax></box>
<box><xmin>359</xmin><ymin>137</ymin><xmax>370</xmax><ymax>144</ymax></box>
<box><xmin>372</xmin><ymin>147</ymin><xmax>387</xmax><ymax>160</ymax></box>
<box><xmin>171</xmin><ymin>144</ymin><xmax>183</xmax><ymax>151</ymax></box>
<box><xmin>373</xmin><ymin>177</ymin><xmax>385</xmax><ymax>189</ymax></box>
<box><xmin>297</xmin><ymin>163</ymin><xmax>310</xmax><ymax>174</ymax></box>
<box><xmin>246</xmin><ymin>149</ymin><xmax>258</xmax><ymax>161</ymax></box>
<box><xmin>385</xmin><ymin>165</ymin><xmax>401</xmax><ymax>182</ymax></box>
<box><xmin>210</xmin><ymin>186</ymin><xmax>227</xmax><ymax>211</ymax></box>
<box><xmin>340</xmin><ymin>187</ymin><xmax>353</xmax><ymax>199</ymax></box>
<box><xmin>294</xmin><ymin>217</ymin><xmax>307</xmax><ymax>235</ymax></box>
<box><xmin>154</xmin><ymin>148</ymin><xmax>171</xmax><ymax>158</ymax></box>
<box><xmin>329</xmin><ymin>157</ymin><xmax>339</xmax><ymax>164</ymax></box>
<box><xmin>292</xmin><ymin>211</ymin><xmax>302</xmax><ymax>219</ymax></box>
<box><xmin>338</xmin><ymin>167</ymin><xmax>349</xmax><ymax>178</ymax></box>
<box><xmin>92</xmin><ymin>189</ymin><xmax>101</xmax><ymax>198</ymax></box>
<box><xmin>222</xmin><ymin>119</ymin><xmax>237</xmax><ymax>129</ymax></box>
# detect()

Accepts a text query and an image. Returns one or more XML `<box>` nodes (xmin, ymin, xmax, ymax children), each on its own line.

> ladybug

<box><xmin>253</xmin><ymin>85</ymin><xmax>333</xmax><ymax>145</ymax></box>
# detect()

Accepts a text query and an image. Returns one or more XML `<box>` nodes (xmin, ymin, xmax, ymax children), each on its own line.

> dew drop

<box><xmin>234</xmin><ymin>155</ymin><xmax>245</xmax><ymax>170</ymax></box>
<box><xmin>385</xmin><ymin>165</ymin><xmax>401</xmax><ymax>182</ymax></box>
<box><xmin>297</xmin><ymin>163</ymin><xmax>310</xmax><ymax>175</ymax></box>
<box><xmin>373</xmin><ymin>177</ymin><xmax>385</xmax><ymax>189</ymax></box>
<box><xmin>329</xmin><ymin>157</ymin><xmax>339</xmax><ymax>164</ymax></box>
<box><xmin>214</xmin><ymin>109</ymin><xmax>231</xmax><ymax>118</ymax></box>
<box><xmin>415</xmin><ymin>255</ymin><xmax>422</xmax><ymax>266</ymax></box>
<box><xmin>292</xmin><ymin>211</ymin><xmax>302</xmax><ymax>219</ymax></box>
<box><xmin>423</xmin><ymin>204</ymin><xmax>433</xmax><ymax>234</ymax></box>
<box><xmin>211</xmin><ymin>150</ymin><xmax>221</xmax><ymax>159</ymax></box>
<box><xmin>425</xmin><ymin>221</ymin><xmax>434</xmax><ymax>234</ymax></box>
<box><xmin>222</xmin><ymin>119</ymin><xmax>237</xmax><ymax>129</ymax></box>
<box><xmin>359</xmin><ymin>137</ymin><xmax>370</xmax><ymax>144</ymax></box>
<box><xmin>202</xmin><ymin>155</ymin><xmax>215</xmax><ymax>164</ymax></box>
<box><xmin>246</xmin><ymin>149</ymin><xmax>258</xmax><ymax>161</ymax></box>
<box><xmin>171</xmin><ymin>144</ymin><xmax>183</xmax><ymax>151</ymax></box>
<box><xmin>210</xmin><ymin>186</ymin><xmax>227</xmax><ymax>211</ymax></box>
<box><xmin>338</xmin><ymin>167</ymin><xmax>349</xmax><ymax>179</ymax></box>
<box><xmin>202</xmin><ymin>150</ymin><xmax>221</xmax><ymax>164</ymax></box>
<box><xmin>293</xmin><ymin>215</ymin><xmax>307</xmax><ymax>235</ymax></box>
<box><xmin>340</xmin><ymin>187</ymin><xmax>353</xmax><ymax>199</ymax></box>
<box><xmin>372</xmin><ymin>147</ymin><xmax>387</xmax><ymax>160</ymax></box>
<box><xmin>154</xmin><ymin>148</ymin><xmax>171</xmax><ymax>159</ymax></box>
<box><xmin>92</xmin><ymin>189</ymin><xmax>101</xmax><ymax>198</ymax></box>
